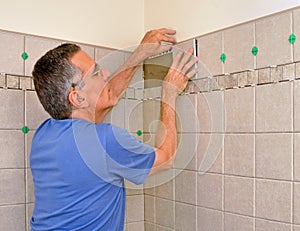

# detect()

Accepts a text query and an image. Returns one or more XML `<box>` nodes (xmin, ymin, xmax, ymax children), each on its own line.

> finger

<box><xmin>182</xmin><ymin>57</ymin><xmax>199</xmax><ymax>74</ymax></box>
<box><xmin>177</xmin><ymin>51</ymin><xmax>193</xmax><ymax>70</ymax></box>
<box><xmin>186</xmin><ymin>68</ymin><xmax>199</xmax><ymax>79</ymax></box>
<box><xmin>171</xmin><ymin>51</ymin><xmax>184</xmax><ymax>69</ymax></box>
<box><xmin>159</xmin><ymin>28</ymin><xmax>176</xmax><ymax>35</ymax></box>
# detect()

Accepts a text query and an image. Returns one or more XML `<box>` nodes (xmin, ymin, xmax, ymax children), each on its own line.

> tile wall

<box><xmin>0</xmin><ymin>31</ymin><xmax>145</xmax><ymax>231</ymax></box>
<box><xmin>143</xmin><ymin>7</ymin><xmax>300</xmax><ymax>231</ymax></box>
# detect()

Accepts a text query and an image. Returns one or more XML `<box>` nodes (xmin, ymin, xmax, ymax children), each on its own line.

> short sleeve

<box><xmin>100</xmin><ymin>124</ymin><xmax>155</xmax><ymax>185</ymax></box>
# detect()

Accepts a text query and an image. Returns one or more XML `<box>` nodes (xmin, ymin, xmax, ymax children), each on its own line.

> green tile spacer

<box><xmin>22</xmin><ymin>126</ymin><xmax>29</xmax><ymax>134</ymax></box>
<box><xmin>136</xmin><ymin>130</ymin><xmax>142</xmax><ymax>136</ymax></box>
<box><xmin>220</xmin><ymin>53</ymin><xmax>226</xmax><ymax>63</ymax></box>
<box><xmin>289</xmin><ymin>33</ymin><xmax>296</xmax><ymax>44</ymax></box>
<box><xmin>252</xmin><ymin>46</ymin><xmax>258</xmax><ymax>56</ymax></box>
<box><xmin>22</xmin><ymin>52</ymin><xmax>29</xmax><ymax>60</ymax></box>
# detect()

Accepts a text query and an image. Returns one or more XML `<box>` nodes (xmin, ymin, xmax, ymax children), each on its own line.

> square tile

<box><xmin>25</xmin><ymin>36</ymin><xmax>61</xmax><ymax>76</ymax></box>
<box><xmin>198</xmin><ymin>32</ymin><xmax>223</xmax><ymax>77</ymax></box>
<box><xmin>256</xmin><ymin>179</ymin><xmax>292</xmax><ymax>223</ymax></box>
<box><xmin>0</xmin><ymin>31</ymin><xmax>24</xmax><ymax>75</ymax></box>
<box><xmin>197</xmin><ymin>173</ymin><xmax>222</xmax><ymax>210</ymax></box>
<box><xmin>225</xmin><ymin>87</ymin><xmax>255</xmax><ymax>132</ymax></box>
<box><xmin>197</xmin><ymin>134</ymin><xmax>223</xmax><ymax>174</ymax></box>
<box><xmin>175</xmin><ymin>170</ymin><xmax>196</xmax><ymax>204</ymax></box>
<box><xmin>256</xmin><ymin>81</ymin><xmax>293</xmax><ymax>132</ymax></box>
<box><xmin>0</xmin><ymin>204</ymin><xmax>25</xmax><ymax>231</ymax></box>
<box><xmin>0</xmin><ymin>130</ymin><xmax>24</xmax><ymax>168</ymax></box>
<box><xmin>224</xmin><ymin>176</ymin><xmax>254</xmax><ymax>216</ymax></box>
<box><xmin>175</xmin><ymin>202</ymin><xmax>196</xmax><ymax>231</ymax></box>
<box><xmin>256</xmin><ymin>12</ymin><xmax>292</xmax><ymax>68</ymax></box>
<box><xmin>256</xmin><ymin>134</ymin><xmax>292</xmax><ymax>180</ymax></box>
<box><xmin>25</xmin><ymin>91</ymin><xmax>49</xmax><ymax>129</ymax></box>
<box><xmin>256</xmin><ymin>218</ymin><xmax>291</xmax><ymax>231</ymax></box>
<box><xmin>197</xmin><ymin>207</ymin><xmax>223</xmax><ymax>231</ymax></box>
<box><xmin>0</xmin><ymin>169</ymin><xmax>25</xmax><ymax>205</ymax></box>
<box><xmin>224</xmin><ymin>134</ymin><xmax>254</xmax><ymax>177</ymax></box>
<box><xmin>295</xmin><ymin>80</ymin><xmax>300</xmax><ymax>131</ymax></box>
<box><xmin>197</xmin><ymin>90</ymin><xmax>224</xmax><ymax>133</ymax></box>
<box><xmin>295</xmin><ymin>134</ymin><xmax>300</xmax><ymax>181</ymax></box>
<box><xmin>224</xmin><ymin>213</ymin><xmax>254</xmax><ymax>231</ymax></box>
<box><xmin>224</xmin><ymin>23</ymin><xmax>255</xmax><ymax>73</ymax></box>
<box><xmin>0</xmin><ymin>89</ymin><xmax>24</xmax><ymax>129</ymax></box>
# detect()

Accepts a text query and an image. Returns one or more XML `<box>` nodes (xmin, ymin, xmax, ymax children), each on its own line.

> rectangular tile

<box><xmin>256</xmin><ymin>134</ymin><xmax>292</xmax><ymax>180</ymax></box>
<box><xmin>295</xmin><ymin>134</ymin><xmax>300</xmax><ymax>181</ymax></box>
<box><xmin>224</xmin><ymin>23</ymin><xmax>255</xmax><ymax>73</ymax></box>
<box><xmin>174</xmin><ymin>134</ymin><xmax>197</xmax><ymax>170</ymax></box>
<box><xmin>126</xmin><ymin>195</ymin><xmax>144</xmax><ymax>223</ymax></box>
<box><xmin>256</xmin><ymin>12</ymin><xmax>292</xmax><ymax>68</ymax></box>
<box><xmin>224</xmin><ymin>134</ymin><xmax>254</xmax><ymax>177</ymax></box>
<box><xmin>104</xmin><ymin>98</ymin><xmax>125</xmax><ymax>128</ymax></box>
<box><xmin>143</xmin><ymin>99</ymin><xmax>160</xmax><ymax>133</ymax></box>
<box><xmin>295</xmin><ymin>80</ymin><xmax>300</xmax><ymax>131</ymax></box>
<box><xmin>0</xmin><ymin>169</ymin><xmax>25</xmax><ymax>205</ymax></box>
<box><xmin>144</xmin><ymin>195</ymin><xmax>155</xmax><ymax>223</ymax></box>
<box><xmin>175</xmin><ymin>202</ymin><xmax>196</xmax><ymax>231</ymax></box>
<box><xmin>256</xmin><ymin>179</ymin><xmax>292</xmax><ymax>223</ymax></box>
<box><xmin>155</xmin><ymin>197</ymin><xmax>174</xmax><ymax>229</ymax></box>
<box><xmin>175</xmin><ymin>170</ymin><xmax>196</xmax><ymax>204</ymax></box>
<box><xmin>155</xmin><ymin>169</ymin><xmax>174</xmax><ymax>200</ymax></box>
<box><xmin>0</xmin><ymin>89</ymin><xmax>24</xmax><ymax>129</ymax></box>
<box><xmin>294</xmin><ymin>182</ymin><xmax>300</xmax><ymax>224</ymax></box>
<box><xmin>0</xmin><ymin>130</ymin><xmax>24</xmax><ymax>168</ymax></box>
<box><xmin>225</xmin><ymin>87</ymin><xmax>255</xmax><ymax>132</ymax></box>
<box><xmin>224</xmin><ymin>176</ymin><xmax>254</xmax><ymax>216</ymax></box>
<box><xmin>293</xmin><ymin>8</ymin><xmax>300</xmax><ymax>62</ymax></box>
<box><xmin>125</xmin><ymin>99</ymin><xmax>143</xmax><ymax>133</ymax></box>
<box><xmin>256</xmin><ymin>81</ymin><xmax>293</xmax><ymax>132</ymax></box>
<box><xmin>0</xmin><ymin>31</ymin><xmax>24</xmax><ymax>75</ymax></box>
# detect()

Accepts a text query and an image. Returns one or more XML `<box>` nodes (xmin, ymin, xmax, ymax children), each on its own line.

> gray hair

<box><xmin>32</xmin><ymin>43</ymin><xmax>82</xmax><ymax>119</ymax></box>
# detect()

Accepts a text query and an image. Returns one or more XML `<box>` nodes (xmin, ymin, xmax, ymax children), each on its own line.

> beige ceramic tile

<box><xmin>224</xmin><ymin>134</ymin><xmax>254</xmax><ymax>177</ymax></box>
<box><xmin>25</xmin><ymin>91</ymin><xmax>49</xmax><ymax>129</ymax></box>
<box><xmin>176</xmin><ymin>94</ymin><xmax>198</xmax><ymax>133</ymax></box>
<box><xmin>174</xmin><ymin>134</ymin><xmax>197</xmax><ymax>170</ymax></box>
<box><xmin>26</xmin><ymin>203</ymin><xmax>34</xmax><ymax>231</ymax></box>
<box><xmin>155</xmin><ymin>169</ymin><xmax>174</xmax><ymax>200</ymax></box>
<box><xmin>156</xmin><ymin>224</ymin><xmax>173</xmax><ymax>231</ymax></box>
<box><xmin>197</xmin><ymin>90</ymin><xmax>224</xmax><ymax>133</ymax></box>
<box><xmin>256</xmin><ymin>179</ymin><xmax>292</xmax><ymax>222</ymax></box>
<box><xmin>225</xmin><ymin>87</ymin><xmax>255</xmax><ymax>132</ymax></box>
<box><xmin>224</xmin><ymin>23</ymin><xmax>255</xmax><ymax>73</ymax></box>
<box><xmin>256</xmin><ymin>218</ymin><xmax>291</xmax><ymax>231</ymax></box>
<box><xmin>0</xmin><ymin>169</ymin><xmax>25</xmax><ymax>205</ymax></box>
<box><xmin>294</xmin><ymin>182</ymin><xmax>300</xmax><ymax>224</ymax></box>
<box><xmin>126</xmin><ymin>195</ymin><xmax>144</xmax><ymax>223</ymax></box>
<box><xmin>293</xmin><ymin>8</ymin><xmax>300</xmax><ymax>62</ymax></box>
<box><xmin>95</xmin><ymin>47</ymin><xmax>125</xmax><ymax>76</ymax></box>
<box><xmin>224</xmin><ymin>213</ymin><xmax>254</xmax><ymax>231</ymax></box>
<box><xmin>0</xmin><ymin>89</ymin><xmax>24</xmax><ymax>129</ymax></box>
<box><xmin>175</xmin><ymin>170</ymin><xmax>196</xmax><ymax>204</ymax></box>
<box><xmin>125</xmin><ymin>99</ymin><xmax>143</xmax><ymax>132</ymax></box>
<box><xmin>198</xmin><ymin>32</ymin><xmax>223</xmax><ymax>77</ymax></box>
<box><xmin>26</xmin><ymin>131</ymin><xmax>35</xmax><ymax>168</ymax></box>
<box><xmin>258</xmin><ymin>68</ymin><xmax>271</xmax><ymax>84</ymax></box>
<box><xmin>256</xmin><ymin>134</ymin><xmax>292</xmax><ymax>180</ymax></box>
<box><xmin>143</xmin><ymin>99</ymin><xmax>161</xmax><ymax>133</ymax></box>
<box><xmin>155</xmin><ymin>197</ymin><xmax>174</xmax><ymax>229</ymax></box>
<box><xmin>224</xmin><ymin>176</ymin><xmax>254</xmax><ymax>216</ymax></box>
<box><xmin>127</xmin><ymin>222</ymin><xmax>144</xmax><ymax>231</ymax></box>
<box><xmin>197</xmin><ymin>207</ymin><xmax>223</xmax><ymax>231</ymax></box>
<box><xmin>26</xmin><ymin>169</ymin><xmax>34</xmax><ymax>204</ymax></box>
<box><xmin>0</xmin><ymin>130</ymin><xmax>24</xmax><ymax>168</ymax></box>
<box><xmin>175</xmin><ymin>202</ymin><xmax>196</xmax><ymax>231</ymax></box>
<box><xmin>104</xmin><ymin>98</ymin><xmax>125</xmax><ymax>128</ymax></box>
<box><xmin>295</xmin><ymin>225</ymin><xmax>300</xmax><ymax>231</ymax></box>
<box><xmin>144</xmin><ymin>222</ymin><xmax>155</xmax><ymax>231</ymax></box>
<box><xmin>256</xmin><ymin>12</ymin><xmax>292</xmax><ymax>68</ymax></box>
<box><xmin>0</xmin><ymin>204</ymin><xmax>25</xmax><ymax>231</ymax></box>
<box><xmin>295</xmin><ymin>80</ymin><xmax>300</xmax><ymax>131</ymax></box>
<box><xmin>197</xmin><ymin>134</ymin><xmax>223</xmax><ymax>174</ymax></box>
<box><xmin>25</xmin><ymin>36</ymin><xmax>61</xmax><ymax>76</ymax></box>
<box><xmin>270</xmin><ymin>65</ymin><xmax>283</xmax><ymax>83</ymax></box>
<box><xmin>144</xmin><ymin>195</ymin><xmax>155</xmax><ymax>223</ymax></box>
<box><xmin>295</xmin><ymin>134</ymin><xmax>300</xmax><ymax>181</ymax></box>
<box><xmin>0</xmin><ymin>31</ymin><xmax>24</xmax><ymax>75</ymax></box>
<box><xmin>197</xmin><ymin>173</ymin><xmax>222</xmax><ymax>210</ymax></box>
<box><xmin>256</xmin><ymin>81</ymin><xmax>293</xmax><ymax>132</ymax></box>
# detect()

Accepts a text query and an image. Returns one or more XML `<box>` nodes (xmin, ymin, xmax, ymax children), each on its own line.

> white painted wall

<box><xmin>1</xmin><ymin>0</ymin><xmax>300</xmax><ymax>48</ymax></box>
<box><xmin>0</xmin><ymin>0</ymin><xmax>144</xmax><ymax>49</ymax></box>
<box><xmin>144</xmin><ymin>0</ymin><xmax>300</xmax><ymax>42</ymax></box>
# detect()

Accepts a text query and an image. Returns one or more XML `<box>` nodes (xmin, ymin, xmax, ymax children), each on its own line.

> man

<box><xmin>30</xmin><ymin>28</ymin><xmax>198</xmax><ymax>230</ymax></box>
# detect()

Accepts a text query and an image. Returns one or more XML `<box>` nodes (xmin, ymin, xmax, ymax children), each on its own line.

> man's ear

<box><xmin>68</xmin><ymin>90</ymin><xmax>89</xmax><ymax>108</ymax></box>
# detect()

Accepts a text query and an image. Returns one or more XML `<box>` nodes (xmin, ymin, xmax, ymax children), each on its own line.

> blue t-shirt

<box><xmin>30</xmin><ymin>118</ymin><xmax>155</xmax><ymax>231</ymax></box>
